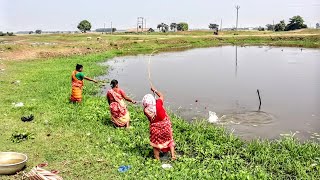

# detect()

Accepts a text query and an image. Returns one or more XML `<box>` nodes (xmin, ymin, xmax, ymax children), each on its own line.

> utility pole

<box><xmin>111</xmin><ymin>21</ymin><xmax>113</xmax><ymax>34</ymax></box>
<box><xmin>235</xmin><ymin>5</ymin><xmax>240</xmax><ymax>31</ymax></box>
<box><xmin>272</xmin><ymin>20</ymin><xmax>275</xmax><ymax>32</ymax></box>
<box><xmin>104</xmin><ymin>23</ymin><xmax>106</xmax><ymax>34</ymax></box>
<box><xmin>145</xmin><ymin>18</ymin><xmax>147</xmax><ymax>34</ymax></box>
<box><xmin>220</xmin><ymin>19</ymin><xmax>223</xmax><ymax>31</ymax></box>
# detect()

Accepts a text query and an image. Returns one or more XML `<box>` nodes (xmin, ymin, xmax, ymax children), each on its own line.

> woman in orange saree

<box><xmin>107</xmin><ymin>79</ymin><xmax>136</xmax><ymax>128</ymax></box>
<box><xmin>70</xmin><ymin>64</ymin><xmax>97</xmax><ymax>103</ymax></box>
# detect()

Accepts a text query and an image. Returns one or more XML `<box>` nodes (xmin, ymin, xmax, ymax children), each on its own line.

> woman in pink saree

<box><xmin>106</xmin><ymin>79</ymin><xmax>136</xmax><ymax>128</ymax></box>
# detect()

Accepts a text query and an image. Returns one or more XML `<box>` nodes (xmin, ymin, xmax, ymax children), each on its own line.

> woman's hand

<box><xmin>151</xmin><ymin>86</ymin><xmax>156</xmax><ymax>92</ymax></box>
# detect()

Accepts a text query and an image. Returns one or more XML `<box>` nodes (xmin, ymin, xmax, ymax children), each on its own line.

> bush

<box><xmin>7</xmin><ymin>32</ymin><xmax>14</xmax><ymax>36</ymax></box>
<box><xmin>177</xmin><ymin>22</ymin><xmax>189</xmax><ymax>31</ymax></box>
<box><xmin>35</xmin><ymin>30</ymin><xmax>42</xmax><ymax>34</ymax></box>
<box><xmin>274</xmin><ymin>20</ymin><xmax>286</xmax><ymax>31</ymax></box>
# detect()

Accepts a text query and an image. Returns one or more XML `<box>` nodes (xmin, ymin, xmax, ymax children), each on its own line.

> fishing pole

<box><xmin>148</xmin><ymin>50</ymin><xmax>158</xmax><ymax>97</ymax></box>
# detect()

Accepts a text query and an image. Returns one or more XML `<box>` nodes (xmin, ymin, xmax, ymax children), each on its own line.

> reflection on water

<box><xmin>99</xmin><ymin>46</ymin><xmax>320</xmax><ymax>141</ymax></box>
<box><xmin>235</xmin><ymin>46</ymin><xmax>238</xmax><ymax>77</ymax></box>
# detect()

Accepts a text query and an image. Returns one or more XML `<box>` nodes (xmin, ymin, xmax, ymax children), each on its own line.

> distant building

<box><xmin>95</xmin><ymin>28</ymin><xmax>116</xmax><ymax>33</ymax></box>
<box><xmin>126</xmin><ymin>28</ymin><xmax>154</xmax><ymax>33</ymax></box>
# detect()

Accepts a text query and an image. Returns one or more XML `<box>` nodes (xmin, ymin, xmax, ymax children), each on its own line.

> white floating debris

<box><xmin>161</xmin><ymin>164</ymin><xmax>173</xmax><ymax>169</ymax></box>
<box><xmin>295</xmin><ymin>131</ymin><xmax>300</xmax><ymax>133</ymax></box>
<box><xmin>252</xmin><ymin>124</ymin><xmax>258</xmax><ymax>127</ymax></box>
<box><xmin>208</xmin><ymin>111</ymin><xmax>218</xmax><ymax>123</ymax></box>
<box><xmin>13</xmin><ymin>102</ymin><xmax>24</xmax><ymax>107</ymax></box>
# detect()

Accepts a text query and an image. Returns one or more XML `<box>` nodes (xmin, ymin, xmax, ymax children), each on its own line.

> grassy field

<box><xmin>1</xmin><ymin>29</ymin><xmax>320</xmax><ymax>61</ymax></box>
<box><xmin>0</xmin><ymin>30</ymin><xmax>320</xmax><ymax>179</ymax></box>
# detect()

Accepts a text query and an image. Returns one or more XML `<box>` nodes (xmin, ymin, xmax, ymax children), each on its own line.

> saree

<box><xmin>108</xmin><ymin>89</ymin><xmax>130</xmax><ymax>127</ymax></box>
<box><xmin>70</xmin><ymin>70</ymin><xmax>84</xmax><ymax>102</ymax></box>
<box><xmin>144</xmin><ymin>98</ymin><xmax>175</xmax><ymax>152</ymax></box>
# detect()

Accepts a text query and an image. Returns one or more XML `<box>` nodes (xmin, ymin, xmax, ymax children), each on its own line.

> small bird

<box><xmin>208</xmin><ymin>111</ymin><xmax>219</xmax><ymax>123</ymax></box>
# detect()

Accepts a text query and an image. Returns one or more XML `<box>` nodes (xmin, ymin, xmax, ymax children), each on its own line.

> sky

<box><xmin>1</xmin><ymin>0</ymin><xmax>319</xmax><ymax>32</ymax></box>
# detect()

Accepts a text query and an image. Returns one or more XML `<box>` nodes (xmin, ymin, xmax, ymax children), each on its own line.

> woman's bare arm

<box><xmin>121</xmin><ymin>91</ymin><xmax>136</xmax><ymax>104</ymax></box>
<box><xmin>151</xmin><ymin>86</ymin><xmax>164</xmax><ymax>101</ymax></box>
<box><xmin>84</xmin><ymin>76</ymin><xmax>98</xmax><ymax>83</ymax></box>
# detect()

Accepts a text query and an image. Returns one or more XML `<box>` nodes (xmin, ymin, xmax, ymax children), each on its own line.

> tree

<box><xmin>7</xmin><ymin>32</ymin><xmax>14</xmax><ymax>36</ymax></box>
<box><xmin>266</xmin><ymin>24</ymin><xmax>274</xmax><ymax>31</ymax></box>
<box><xmin>317</xmin><ymin>23</ymin><xmax>320</xmax><ymax>29</ymax></box>
<box><xmin>29</xmin><ymin>31</ymin><xmax>34</xmax><ymax>34</ymax></box>
<box><xmin>77</xmin><ymin>20</ymin><xmax>91</xmax><ymax>33</ymax></box>
<box><xmin>274</xmin><ymin>20</ymin><xmax>286</xmax><ymax>31</ymax></box>
<box><xmin>170</xmin><ymin>23</ymin><xmax>177</xmax><ymax>32</ymax></box>
<box><xmin>285</xmin><ymin>15</ymin><xmax>307</xmax><ymax>31</ymax></box>
<box><xmin>177</xmin><ymin>22</ymin><xmax>188</xmax><ymax>31</ymax></box>
<box><xmin>209</xmin><ymin>23</ymin><xmax>219</xmax><ymax>30</ymax></box>
<box><xmin>157</xmin><ymin>23</ymin><xmax>169</xmax><ymax>33</ymax></box>
<box><xmin>162</xmin><ymin>23</ymin><xmax>169</xmax><ymax>32</ymax></box>
<box><xmin>157</xmin><ymin>24</ymin><xmax>162</xmax><ymax>31</ymax></box>
<box><xmin>258</xmin><ymin>26</ymin><xmax>265</xmax><ymax>31</ymax></box>
<box><xmin>35</xmin><ymin>30</ymin><xmax>42</xmax><ymax>34</ymax></box>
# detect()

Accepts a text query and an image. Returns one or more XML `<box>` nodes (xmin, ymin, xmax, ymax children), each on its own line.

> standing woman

<box><xmin>70</xmin><ymin>64</ymin><xmax>97</xmax><ymax>103</ymax></box>
<box><xmin>107</xmin><ymin>79</ymin><xmax>136</xmax><ymax>128</ymax></box>
<box><xmin>142</xmin><ymin>86</ymin><xmax>176</xmax><ymax>160</ymax></box>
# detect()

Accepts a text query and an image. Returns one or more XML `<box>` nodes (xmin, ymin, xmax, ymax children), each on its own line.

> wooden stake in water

<box><xmin>257</xmin><ymin>89</ymin><xmax>262</xmax><ymax>111</ymax></box>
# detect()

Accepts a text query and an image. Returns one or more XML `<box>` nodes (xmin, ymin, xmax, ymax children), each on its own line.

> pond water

<box><xmin>100</xmin><ymin>46</ymin><xmax>320</xmax><ymax>141</ymax></box>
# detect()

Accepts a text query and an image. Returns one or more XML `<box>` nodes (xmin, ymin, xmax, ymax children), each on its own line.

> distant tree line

<box><xmin>265</xmin><ymin>15</ymin><xmax>308</xmax><ymax>31</ymax></box>
<box><xmin>158</xmin><ymin>22</ymin><xmax>189</xmax><ymax>32</ymax></box>
<box><xmin>96</xmin><ymin>28</ymin><xmax>116</xmax><ymax>33</ymax></box>
<box><xmin>0</xmin><ymin>31</ymin><xmax>15</xmax><ymax>36</ymax></box>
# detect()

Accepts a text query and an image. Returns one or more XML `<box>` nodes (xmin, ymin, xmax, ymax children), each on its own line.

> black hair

<box><xmin>110</xmin><ymin>79</ymin><xmax>118</xmax><ymax>88</ymax></box>
<box><xmin>76</xmin><ymin>64</ymin><xmax>83</xmax><ymax>71</ymax></box>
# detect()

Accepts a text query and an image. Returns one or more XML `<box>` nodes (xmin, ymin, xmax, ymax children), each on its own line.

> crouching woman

<box><xmin>142</xmin><ymin>86</ymin><xmax>176</xmax><ymax>160</ymax></box>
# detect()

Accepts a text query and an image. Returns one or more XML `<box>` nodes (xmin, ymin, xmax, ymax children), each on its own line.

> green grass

<box><xmin>0</xmin><ymin>36</ymin><xmax>320</xmax><ymax>179</ymax></box>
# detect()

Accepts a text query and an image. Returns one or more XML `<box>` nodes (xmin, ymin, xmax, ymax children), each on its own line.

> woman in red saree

<box><xmin>70</xmin><ymin>64</ymin><xmax>97</xmax><ymax>103</ymax></box>
<box><xmin>107</xmin><ymin>79</ymin><xmax>136</xmax><ymax>128</ymax></box>
<box><xmin>142</xmin><ymin>86</ymin><xmax>176</xmax><ymax>160</ymax></box>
